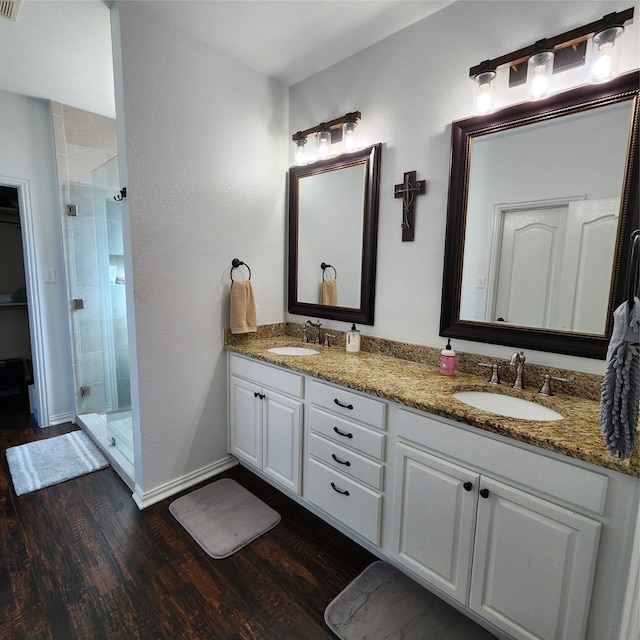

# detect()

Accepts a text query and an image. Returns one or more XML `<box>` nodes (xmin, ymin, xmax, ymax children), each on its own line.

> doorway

<box><xmin>0</xmin><ymin>186</ymin><xmax>32</xmax><ymax>413</ymax></box>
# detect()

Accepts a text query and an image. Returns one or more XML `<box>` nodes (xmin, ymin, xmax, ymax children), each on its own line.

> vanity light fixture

<box><xmin>291</xmin><ymin>111</ymin><xmax>361</xmax><ymax>164</ymax></box>
<box><xmin>469</xmin><ymin>7</ymin><xmax>633</xmax><ymax>112</ymax></box>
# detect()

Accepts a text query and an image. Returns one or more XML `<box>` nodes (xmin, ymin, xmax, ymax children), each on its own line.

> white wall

<box><xmin>288</xmin><ymin>0</ymin><xmax>640</xmax><ymax>375</ymax></box>
<box><xmin>115</xmin><ymin>2</ymin><xmax>288</xmax><ymax>498</ymax></box>
<box><xmin>0</xmin><ymin>91</ymin><xmax>75</xmax><ymax>424</ymax></box>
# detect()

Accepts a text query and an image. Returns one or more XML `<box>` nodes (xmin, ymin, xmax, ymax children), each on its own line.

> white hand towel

<box><xmin>230</xmin><ymin>280</ymin><xmax>257</xmax><ymax>335</ymax></box>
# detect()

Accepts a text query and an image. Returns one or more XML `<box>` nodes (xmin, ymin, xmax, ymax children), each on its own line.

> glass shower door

<box><xmin>91</xmin><ymin>157</ymin><xmax>133</xmax><ymax>464</ymax></box>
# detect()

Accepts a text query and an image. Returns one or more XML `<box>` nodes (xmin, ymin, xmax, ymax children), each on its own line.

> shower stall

<box><xmin>68</xmin><ymin>156</ymin><xmax>134</xmax><ymax>484</ymax></box>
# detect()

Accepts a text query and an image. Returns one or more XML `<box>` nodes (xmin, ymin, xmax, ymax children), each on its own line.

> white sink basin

<box><xmin>267</xmin><ymin>346</ymin><xmax>319</xmax><ymax>356</ymax></box>
<box><xmin>453</xmin><ymin>391</ymin><xmax>563</xmax><ymax>422</ymax></box>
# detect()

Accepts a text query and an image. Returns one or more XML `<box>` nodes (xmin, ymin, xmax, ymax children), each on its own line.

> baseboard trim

<box><xmin>47</xmin><ymin>411</ymin><xmax>75</xmax><ymax>426</ymax></box>
<box><xmin>132</xmin><ymin>455</ymin><xmax>239</xmax><ymax>510</ymax></box>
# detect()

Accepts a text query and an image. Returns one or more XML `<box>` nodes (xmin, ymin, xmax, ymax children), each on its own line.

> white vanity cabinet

<box><xmin>227</xmin><ymin>352</ymin><xmax>637</xmax><ymax>640</ymax></box>
<box><xmin>393</xmin><ymin>409</ymin><xmax>603</xmax><ymax>640</ymax></box>
<box><xmin>304</xmin><ymin>380</ymin><xmax>387</xmax><ymax>545</ymax></box>
<box><xmin>229</xmin><ymin>354</ymin><xmax>304</xmax><ymax>494</ymax></box>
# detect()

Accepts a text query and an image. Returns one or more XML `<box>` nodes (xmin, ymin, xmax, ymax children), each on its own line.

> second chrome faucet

<box><xmin>509</xmin><ymin>350</ymin><xmax>526</xmax><ymax>389</ymax></box>
<box><xmin>478</xmin><ymin>350</ymin><xmax>526</xmax><ymax>389</ymax></box>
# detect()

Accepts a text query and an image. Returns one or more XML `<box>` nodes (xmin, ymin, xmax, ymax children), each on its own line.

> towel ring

<box><xmin>321</xmin><ymin>262</ymin><xmax>337</xmax><ymax>280</ymax></box>
<box><xmin>231</xmin><ymin>258</ymin><xmax>251</xmax><ymax>281</ymax></box>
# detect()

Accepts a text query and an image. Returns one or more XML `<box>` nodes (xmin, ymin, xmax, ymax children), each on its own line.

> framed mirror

<box><xmin>288</xmin><ymin>143</ymin><xmax>381</xmax><ymax>325</ymax></box>
<box><xmin>441</xmin><ymin>71</ymin><xmax>639</xmax><ymax>359</ymax></box>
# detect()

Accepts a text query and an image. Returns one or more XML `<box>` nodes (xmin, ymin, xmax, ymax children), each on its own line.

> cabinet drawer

<box><xmin>309</xmin><ymin>407</ymin><xmax>386</xmax><ymax>460</ymax></box>
<box><xmin>306</xmin><ymin>458</ymin><xmax>382</xmax><ymax>545</ymax></box>
<box><xmin>230</xmin><ymin>354</ymin><xmax>303</xmax><ymax>398</ymax></box>
<box><xmin>308</xmin><ymin>432</ymin><xmax>384</xmax><ymax>490</ymax></box>
<box><xmin>309</xmin><ymin>380</ymin><xmax>385</xmax><ymax>429</ymax></box>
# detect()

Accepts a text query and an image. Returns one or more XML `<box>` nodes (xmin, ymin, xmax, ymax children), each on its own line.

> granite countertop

<box><xmin>226</xmin><ymin>334</ymin><xmax>639</xmax><ymax>478</ymax></box>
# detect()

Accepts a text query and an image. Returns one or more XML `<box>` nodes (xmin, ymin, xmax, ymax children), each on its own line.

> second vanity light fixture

<box><xmin>470</xmin><ymin>7</ymin><xmax>634</xmax><ymax>113</ymax></box>
<box><xmin>292</xmin><ymin>111</ymin><xmax>361</xmax><ymax>164</ymax></box>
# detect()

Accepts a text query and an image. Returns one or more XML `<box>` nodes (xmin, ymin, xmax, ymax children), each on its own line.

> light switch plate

<box><xmin>43</xmin><ymin>268</ymin><xmax>56</xmax><ymax>283</ymax></box>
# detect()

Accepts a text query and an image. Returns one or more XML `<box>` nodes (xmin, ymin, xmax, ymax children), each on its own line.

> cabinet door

<box><xmin>470</xmin><ymin>477</ymin><xmax>601</xmax><ymax>640</ymax></box>
<box><xmin>229</xmin><ymin>375</ymin><xmax>262</xmax><ymax>468</ymax></box>
<box><xmin>263</xmin><ymin>391</ymin><xmax>303</xmax><ymax>494</ymax></box>
<box><xmin>393</xmin><ymin>444</ymin><xmax>479</xmax><ymax>603</ymax></box>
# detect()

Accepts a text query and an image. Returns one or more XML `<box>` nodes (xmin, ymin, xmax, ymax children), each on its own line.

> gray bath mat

<box><xmin>325</xmin><ymin>561</ymin><xmax>496</xmax><ymax>640</ymax></box>
<box><xmin>169</xmin><ymin>478</ymin><xmax>280</xmax><ymax>559</ymax></box>
<box><xmin>6</xmin><ymin>430</ymin><xmax>108</xmax><ymax>496</ymax></box>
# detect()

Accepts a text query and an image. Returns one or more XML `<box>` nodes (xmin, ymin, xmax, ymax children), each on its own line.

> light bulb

<box><xmin>527</xmin><ymin>50</ymin><xmax>554</xmax><ymax>100</ymax></box>
<box><xmin>294</xmin><ymin>138</ymin><xmax>306</xmax><ymax>164</ymax></box>
<box><xmin>590</xmin><ymin>26</ymin><xmax>623</xmax><ymax>83</ymax></box>
<box><xmin>317</xmin><ymin>130</ymin><xmax>331</xmax><ymax>159</ymax></box>
<box><xmin>473</xmin><ymin>70</ymin><xmax>496</xmax><ymax>114</ymax></box>
<box><xmin>342</xmin><ymin>121</ymin><xmax>357</xmax><ymax>152</ymax></box>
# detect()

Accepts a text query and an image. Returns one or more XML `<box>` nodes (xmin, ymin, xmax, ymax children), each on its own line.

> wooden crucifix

<box><xmin>394</xmin><ymin>170</ymin><xmax>426</xmax><ymax>242</ymax></box>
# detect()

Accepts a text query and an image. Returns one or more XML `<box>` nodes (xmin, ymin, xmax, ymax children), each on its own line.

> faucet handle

<box><xmin>478</xmin><ymin>362</ymin><xmax>501</xmax><ymax>384</ymax></box>
<box><xmin>323</xmin><ymin>333</ymin><xmax>335</xmax><ymax>348</ymax></box>
<box><xmin>539</xmin><ymin>374</ymin><xmax>569</xmax><ymax>396</ymax></box>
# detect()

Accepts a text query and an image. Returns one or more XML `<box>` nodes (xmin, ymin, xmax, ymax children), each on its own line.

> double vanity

<box><xmin>226</xmin><ymin>328</ymin><xmax>638</xmax><ymax>640</ymax></box>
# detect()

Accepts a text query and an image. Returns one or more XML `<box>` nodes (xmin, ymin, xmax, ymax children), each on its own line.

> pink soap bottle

<box><xmin>439</xmin><ymin>339</ymin><xmax>456</xmax><ymax>375</ymax></box>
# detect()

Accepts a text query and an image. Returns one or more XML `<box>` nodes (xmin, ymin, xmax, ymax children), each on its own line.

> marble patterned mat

<box><xmin>325</xmin><ymin>561</ymin><xmax>497</xmax><ymax>640</ymax></box>
<box><xmin>169</xmin><ymin>478</ymin><xmax>280</xmax><ymax>559</ymax></box>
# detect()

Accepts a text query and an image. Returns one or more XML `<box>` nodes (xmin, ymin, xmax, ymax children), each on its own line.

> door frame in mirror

<box><xmin>440</xmin><ymin>71</ymin><xmax>639</xmax><ymax>359</ymax></box>
<box><xmin>288</xmin><ymin>143</ymin><xmax>382</xmax><ymax>325</ymax></box>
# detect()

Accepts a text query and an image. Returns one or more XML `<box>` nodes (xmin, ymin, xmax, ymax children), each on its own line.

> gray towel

<box><xmin>599</xmin><ymin>297</ymin><xmax>640</xmax><ymax>460</ymax></box>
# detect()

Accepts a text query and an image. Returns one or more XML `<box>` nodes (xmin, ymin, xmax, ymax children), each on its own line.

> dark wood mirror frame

<box><xmin>440</xmin><ymin>71</ymin><xmax>639</xmax><ymax>359</ymax></box>
<box><xmin>288</xmin><ymin>143</ymin><xmax>382</xmax><ymax>325</ymax></box>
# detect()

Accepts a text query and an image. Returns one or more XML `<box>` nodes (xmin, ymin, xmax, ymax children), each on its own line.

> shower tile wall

<box><xmin>50</xmin><ymin>102</ymin><xmax>117</xmax><ymax>414</ymax></box>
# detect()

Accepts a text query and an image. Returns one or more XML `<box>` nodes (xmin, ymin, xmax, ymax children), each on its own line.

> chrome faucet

<box><xmin>303</xmin><ymin>319</ymin><xmax>322</xmax><ymax>344</ymax></box>
<box><xmin>509</xmin><ymin>350</ymin><xmax>526</xmax><ymax>389</ymax></box>
<box><xmin>313</xmin><ymin>320</ymin><xmax>322</xmax><ymax>345</ymax></box>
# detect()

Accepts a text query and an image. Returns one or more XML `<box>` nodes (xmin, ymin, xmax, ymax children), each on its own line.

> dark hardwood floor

<box><xmin>0</xmin><ymin>393</ymin><xmax>376</xmax><ymax>639</ymax></box>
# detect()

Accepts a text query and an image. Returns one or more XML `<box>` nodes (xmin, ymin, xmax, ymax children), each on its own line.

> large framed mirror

<box><xmin>441</xmin><ymin>71</ymin><xmax>639</xmax><ymax>359</ymax></box>
<box><xmin>288</xmin><ymin>143</ymin><xmax>382</xmax><ymax>325</ymax></box>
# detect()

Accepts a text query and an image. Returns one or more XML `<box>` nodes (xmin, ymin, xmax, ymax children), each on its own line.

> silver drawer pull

<box><xmin>331</xmin><ymin>453</ymin><xmax>351</xmax><ymax>467</ymax></box>
<box><xmin>334</xmin><ymin>398</ymin><xmax>354</xmax><ymax>410</ymax></box>
<box><xmin>331</xmin><ymin>482</ymin><xmax>350</xmax><ymax>496</ymax></box>
<box><xmin>333</xmin><ymin>426</ymin><xmax>353</xmax><ymax>439</ymax></box>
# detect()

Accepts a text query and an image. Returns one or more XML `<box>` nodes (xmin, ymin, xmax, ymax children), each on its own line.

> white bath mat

<box><xmin>6</xmin><ymin>430</ymin><xmax>109</xmax><ymax>496</ymax></box>
<box><xmin>169</xmin><ymin>478</ymin><xmax>280</xmax><ymax>559</ymax></box>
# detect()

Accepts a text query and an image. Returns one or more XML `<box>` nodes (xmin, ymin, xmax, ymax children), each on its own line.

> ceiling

<box><xmin>0</xmin><ymin>0</ymin><xmax>453</xmax><ymax>118</ymax></box>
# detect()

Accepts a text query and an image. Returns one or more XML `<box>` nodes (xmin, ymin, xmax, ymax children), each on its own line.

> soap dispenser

<box><xmin>439</xmin><ymin>339</ymin><xmax>456</xmax><ymax>375</ymax></box>
<box><xmin>346</xmin><ymin>324</ymin><xmax>361</xmax><ymax>353</ymax></box>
